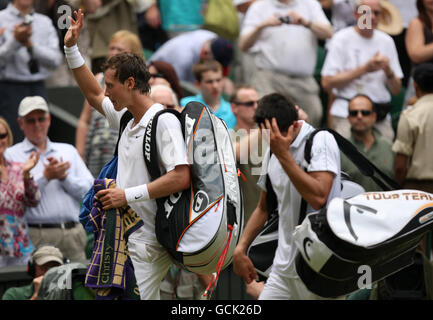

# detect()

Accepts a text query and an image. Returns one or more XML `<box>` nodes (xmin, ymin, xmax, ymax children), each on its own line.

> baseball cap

<box><xmin>32</xmin><ymin>245</ymin><xmax>64</xmax><ymax>266</ymax></box>
<box><xmin>18</xmin><ymin>96</ymin><xmax>49</xmax><ymax>117</ymax></box>
<box><xmin>210</xmin><ymin>37</ymin><xmax>233</xmax><ymax>68</ymax></box>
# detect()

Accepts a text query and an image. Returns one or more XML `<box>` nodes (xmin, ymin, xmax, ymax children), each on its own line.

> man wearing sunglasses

<box><xmin>4</xmin><ymin>96</ymin><xmax>94</xmax><ymax>262</ymax></box>
<box><xmin>340</xmin><ymin>94</ymin><xmax>395</xmax><ymax>191</ymax></box>
<box><xmin>321</xmin><ymin>0</ymin><xmax>403</xmax><ymax>142</ymax></box>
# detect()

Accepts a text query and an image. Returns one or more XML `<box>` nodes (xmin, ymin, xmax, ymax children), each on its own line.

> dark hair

<box><xmin>417</xmin><ymin>0</ymin><xmax>432</xmax><ymax>31</ymax></box>
<box><xmin>413</xmin><ymin>63</ymin><xmax>433</xmax><ymax>93</ymax></box>
<box><xmin>148</xmin><ymin>60</ymin><xmax>183</xmax><ymax>101</ymax></box>
<box><xmin>192</xmin><ymin>59</ymin><xmax>222</xmax><ymax>83</ymax></box>
<box><xmin>102</xmin><ymin>52</ymin><xmax>150</xmax><ymax>94</ymax></box>
<box><xmin>254</xmin><ymin>93</ymin><xmax>298</xmax><ymax>133</ymax></box>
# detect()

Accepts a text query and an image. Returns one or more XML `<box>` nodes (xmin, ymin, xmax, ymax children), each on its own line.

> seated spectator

<box><xmin>149</xmin><ymin>29</ymin><xmax>234</xmax><ymax>90</ymax></box>
<box><xmin>0</xmin><ymin>0</ymin><xmax>63</xmax><ymax>142</ymax></box>
<box><xmin>321</xmin><ymin>0</ymin><xmax>403</xmax><ymax>141</ymax></box>
<box><xmin>5</xmin><ymin>96</ymin><xmax>93</xmax><ymax>262</ymax></box>
<box><xmin>75</xmin><ymin>29</ymin><xmax>143</xmax><ymax>178</ymax></box>
<box><xmin>0</xmin><ymin>117</ymin><xmax>40</xmax><ymax>267</ymax></box>
<box><xmin>393</xmin><ymin>63</ymin><xmax>433</xmax><ymax>193</ymax></box>
<box><xmin>340</xmin><ymin>94</ymin><xmax>395</xmax><ymax>191</ymax></box>
<box><xmin>148</xmin><ymin>60</ymin><xmax>183</xmax><ymax>102</ymax></box>
<box><xmin>229</xmin><ymin>85</ymin><xmax>263</xmax><ymax>223</ymax></box>
<box><xmin>180</xmin><ymin>59</ymin><xmax>236</xmax><ymax>129</ymax></box>
<box><xmin>238</xmin><ymin>0</ymin><xmax>333</xmax><ymax>127</ymax></box>
<box><xmin>150</xmin><ymin>84</ymin><xmax>180</xmax><ymax>111</ymax></box>
<box><xmin>2</xmin><ymin>245</ymin><xmax>63</xmax><ymax>300</ymax></box>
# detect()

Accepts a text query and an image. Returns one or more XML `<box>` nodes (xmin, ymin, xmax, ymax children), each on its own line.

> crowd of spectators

<box><xmin>1</xmin><ymin>0</ymin><xmax>433</xmax><ymax>300</ymax></box>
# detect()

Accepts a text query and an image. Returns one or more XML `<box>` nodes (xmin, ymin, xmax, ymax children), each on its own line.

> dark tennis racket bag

<box><xmin>293</xmin><ymin>190</ymin><xmax>433</xmax><ymax>298</ymax></box>
<box><xmin>143</xmin><ymin>101</ymin><xmax>244</xmax><ymax>280</ymax></box>
<box><xmin>247</xmin><ymin>173</ymin><xmax>365</xmax><ymax>280</ymax></box>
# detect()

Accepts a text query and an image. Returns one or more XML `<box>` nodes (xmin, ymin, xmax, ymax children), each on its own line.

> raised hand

<box><xmin>64</xmin><ymin>9</ymin><xmax>84</xmax><ymax>48</ymax></box>
<box><xmin>23</xmin><ymin>151</ymin><xmax>40</xmax><ymax>178</ymax></box>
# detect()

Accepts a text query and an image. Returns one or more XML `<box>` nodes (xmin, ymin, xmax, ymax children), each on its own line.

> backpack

<box><xmin>285</xmin><ymin>130</ymin><xmax>433</xmax><ymax>298</ymax></box>
<box><xmin>247</xmin><ymin>129</ymin><xmax>366</xmax><ymax>280</ymax></box>
<box><xmin>294</xmin><ymin>189</ymin><xmax>433</xmax><ymax>298</ymax></box>
<box><xmin>142</xmin><ymin>101</ymin><xmax>243</xmax><ymax>278</ymax></box>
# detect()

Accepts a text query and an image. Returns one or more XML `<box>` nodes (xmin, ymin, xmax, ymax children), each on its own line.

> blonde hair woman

<box><xmin>75</xmin><ymin>30</ymin><xmax>144</xmax><ymax>177</ymax></box>
<box><xmin>0</xmin><ymin>117</ymin><xmax>40</xmax><ymax>267</ymax></box>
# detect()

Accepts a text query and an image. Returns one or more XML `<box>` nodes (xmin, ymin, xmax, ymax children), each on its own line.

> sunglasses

<box><xmin>348</xmin><ymin>110</ymin><xmax>373</xmax><ymax>117</ymax></box>
<box><xmin>150</xmin><ymin>73</ymin><xmax>165</xmax><ymax>79</ymax></box>
<box><xmin>0</xmin><ymin>132</ymin><xmax>8</xmax><ymax>139</ymax></box>
<box><xmin>233</xmin><ymin>100</ymin><xmax>258</xmax><ymax>107</ymax></box>
<box><xmin>24</xmin><ymin>116</ymin><xmax>48</xmax><ymax>125</ymax></box>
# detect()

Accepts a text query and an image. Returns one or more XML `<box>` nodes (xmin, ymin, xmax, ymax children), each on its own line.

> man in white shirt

<box><xmin>321</xmin><ymin>0</ymin><xmax>403</xmax><ymax>141</ymax></box>
<box><xmin>239</xmin><ymin>0</ymin><xmax>333</xmax><ymax>127</ymax></box>
<box><xmin>5</xmin><ymin>96</ymin><xmax>93</xmax><ymax>262</ymax></box>
<box><xmin>233</xmin><ymin>92</ymin><xmax>341</xmax><ymax>300</ymax></box>
<box><xmin>63</xmin><ymin>10</ymin><xmax>190</xmax><ymax>300</ymax></box>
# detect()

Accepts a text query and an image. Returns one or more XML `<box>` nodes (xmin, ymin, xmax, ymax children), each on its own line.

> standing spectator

<box><xmin>404</xmin><ymin>0</ymin><xmax>433</xmax><ymax>109</ymax></box>
<box><xmin>180</xmin><ymin>59</ymin><xmax>236</xmax><ymax>129</ymax></box>
<box><xmin>0</xmin><ymin>0</ymin><xmax>63</xmax><ymax>142</ymax></box>
<box><xmin>341</xmin><ymin>94</ymin><xmax>395</xmax><ymax>192</ymax></box>
<box><xmin>387</xmin><ymin>0</ymin><xmax>418</xmax><ymax>87</ymax></box>
<box><xmin>233</xmin><ymin>93</ymin><xmax>341</xmax><ymax>299</ymax></box>
<box><xmin>149</xmin><ymin>29</ymin><xmax>234</xmax><ymax>84</ymax></box>
<box><xmin>85</xmin><ymin>0</ymin><xmax>144</xmax><ymax>74</ymax></box>
<box><xmin>75</xmin><ymin>29</ymin><xmax>144</xmax><ymax>178</ymax></box>
<box><xmin>232</xmin><ymin>0</ymin><xmax>257</xmax><ymax>84</ymax></box>
<box><xmin>239</xmin><ymin>0</ymin><xmax>333</xmax><ymax>128</ymax></box>
<box><xmin>155</xmin><ymin>0</ymin><xmax>205</xmax><ymax>38</ymax></box>
<box><xmin>2</xmin><ymin>245</ymin><xmax>63</xmax><ymax>300</ymax></box>
<box><xmin>5</xmin><ymin>96</ymin><xmax>93</xmax><ymax>262</ymax></box>
<box><xmin>321</xmin><ymin>0</ymin><xmax>403</xmax><ymax>141</ymax></box>
<box><xmin>0</xmin><ymin>117</ymin><xmax>40</xmax><ymax>267</ymax></box>
<box><xmin>393</xmin><ymin>63</ymin><xmax>433</xmax><ymax>193</ymax></box>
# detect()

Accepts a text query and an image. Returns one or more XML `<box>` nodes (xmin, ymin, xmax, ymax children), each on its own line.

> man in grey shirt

<box><xmin>0</xmin><ymin>0</ymin><xmax>62</xmax><ymax>141</ymax></box>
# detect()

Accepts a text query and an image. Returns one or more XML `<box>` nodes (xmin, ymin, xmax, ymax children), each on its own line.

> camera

<box><xmin>23</xmin><ymin>14</ymin><xmax>33</xmax><ymax>26</ymax></box>
<box><xmin>279</xmin><ymin>16</ymin><xmax>292</xmax><ymax>24</ymax></box>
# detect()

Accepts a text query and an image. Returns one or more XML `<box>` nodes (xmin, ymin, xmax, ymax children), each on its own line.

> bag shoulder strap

<box><xmin>304</xmin><ymin>128</ymin><xmax>401</xmax><ymax>191</ymax></box>
<box><xmin>114</xmin><ymin>110</ymin><xmax>133</xmax><ymax>156</ymax></box>
<box><xmin>142</xmin><ymin>108</ymin><xmax>181</xmax><ymax>181</ymax></box>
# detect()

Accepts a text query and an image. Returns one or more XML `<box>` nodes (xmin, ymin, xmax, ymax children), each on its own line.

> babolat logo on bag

<box><xmin>144</xmin><ymin>101</ymin><xmax>244</xmax><ymax>297</ymax></box>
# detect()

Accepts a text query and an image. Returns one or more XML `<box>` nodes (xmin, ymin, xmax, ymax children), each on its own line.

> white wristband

<box><xmin>125</xmin><ymin>184</ymin><xmax>150</xmax><ymax>204</ymax></box>
<box><xmin>64</xmin><ymin>45</ymin><xmax>85</xmax><ymax>69</ymax></box>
